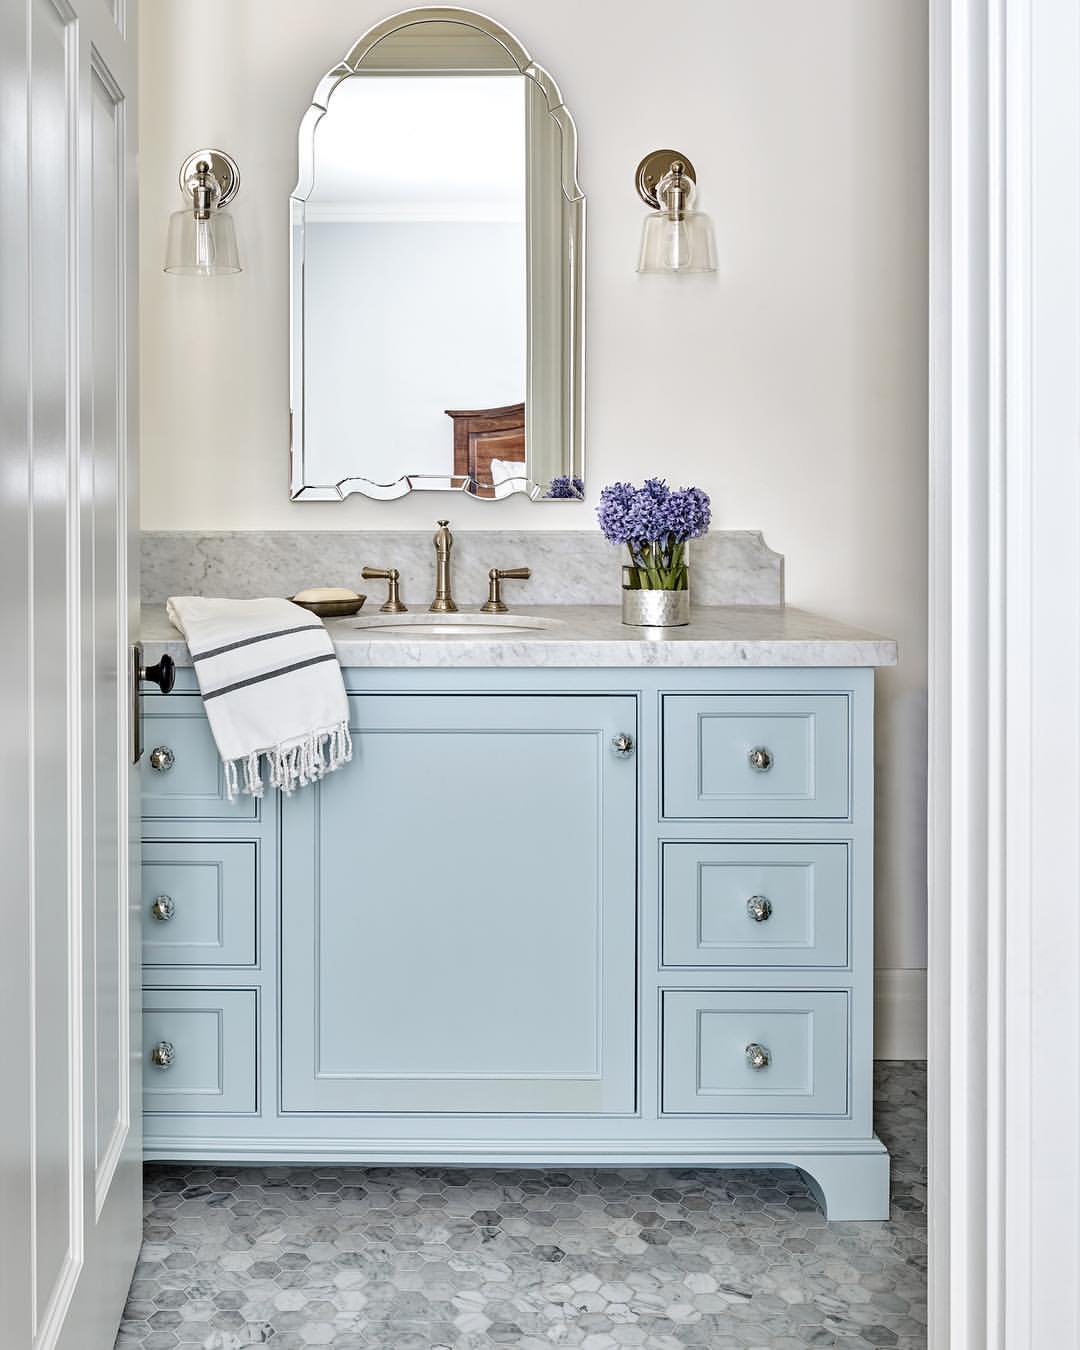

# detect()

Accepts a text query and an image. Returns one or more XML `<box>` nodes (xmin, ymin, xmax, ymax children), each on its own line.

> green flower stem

<box><xmin>625</xmin><ymin>538</ymin><xmax>688</xmax><ymax>590</ymax></box>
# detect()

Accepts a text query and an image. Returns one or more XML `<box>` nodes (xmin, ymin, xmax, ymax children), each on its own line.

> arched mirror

<box><xmin>290</xmin><ymin>7</ymin><xmax>585</xmax><ymax>502</ymax></box>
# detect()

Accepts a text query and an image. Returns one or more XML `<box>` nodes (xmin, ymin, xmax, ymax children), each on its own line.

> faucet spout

<box><xmin>430</xmin><ymin>519</ymin><xmax>458</xmax><ymax>613</ymax></box>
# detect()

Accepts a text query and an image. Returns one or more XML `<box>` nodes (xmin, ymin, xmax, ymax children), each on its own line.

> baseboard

<box><xmin>874</xmin><ymin>968</ymin><xmax>927</xmax><ymax>1059</ymax></box>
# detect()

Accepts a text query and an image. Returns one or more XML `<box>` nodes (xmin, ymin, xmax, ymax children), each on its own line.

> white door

<box><xmin>0</xmin><ymin>1</ymin><xmax>140</xmax><ymax>1347</ymax></box>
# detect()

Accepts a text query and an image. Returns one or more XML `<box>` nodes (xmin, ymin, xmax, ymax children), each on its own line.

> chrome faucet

<box><xmin>430</xmin><ymin>519</ymin><xmax>458</xmax><ymax>613</ymax></box>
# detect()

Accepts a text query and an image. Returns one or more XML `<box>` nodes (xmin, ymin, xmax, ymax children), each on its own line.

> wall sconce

<box><xmin>635</xmin><ymin>149</ymin><xmax>716</xmax><ymax>275</ymax></box>
<box><xmin>164</xmin><ymin>149</ymin><xmax>242</xmax><ymax>276</ymax></box>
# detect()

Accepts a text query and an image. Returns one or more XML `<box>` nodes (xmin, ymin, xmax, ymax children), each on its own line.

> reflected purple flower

<box><xmin>546</xmin><ymin>475</ymin><xmax>585</xmax><ymax>499</ymax></box>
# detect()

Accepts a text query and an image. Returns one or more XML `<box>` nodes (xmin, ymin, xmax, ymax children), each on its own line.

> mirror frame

<box><xmin>289</xmin><ymin>6</ymin><xmax>585</xmax><ymax>502</ymax></box>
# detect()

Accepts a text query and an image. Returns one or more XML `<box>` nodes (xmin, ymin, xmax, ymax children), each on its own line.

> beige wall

<box><xmin>139</xmin><ymin>1</ymin><xmax>929</xmax><ymax>1024</ymax></box>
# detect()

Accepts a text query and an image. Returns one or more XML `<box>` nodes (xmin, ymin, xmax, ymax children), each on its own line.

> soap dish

<box><xmin>289</xmin><ymin>594</ymin><xmax>366</xmax><ymax>618</ymax></box>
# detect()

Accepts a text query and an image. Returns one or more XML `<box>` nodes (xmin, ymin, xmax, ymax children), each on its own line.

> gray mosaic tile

<box><xmin>116</xmin><ymin>1062</ymin><xmax>926</xmax><ymax>1349</ymax></box>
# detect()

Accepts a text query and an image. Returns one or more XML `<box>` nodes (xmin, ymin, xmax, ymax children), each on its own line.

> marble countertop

<box><xmin>140</xmin><ymin>604</ymin><xmax>897</xmax><ymax>668</ymax></box>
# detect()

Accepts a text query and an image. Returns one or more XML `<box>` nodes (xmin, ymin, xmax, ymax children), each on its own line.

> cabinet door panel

<box><xmin>141</xmin><ymin>695</ymin><xmax>258</xmax><ymax>820</ymax></box>
<box><xmin>662</xmin><ymin>990</ymin><xmax>849</xmax><ymax>1116</ymax></box>
<box><xmin>142</xmin><ymin>840</ymin><xmax>257</xmax><ymax>968</ymax></box>
<box><xmin>281</xmin><ymin>694</ymin><xmax>637</xmax><ymax>1114</ymax></box>
<box><xmin>662</xmin><ymin>842</ymin><xmax>849</xmax><ymax>968</ymax></box>
<box><xmin>662</xmin><ymin>694</ymin><xmax>850</xmax><ymax>818</ymax></box>
<box><xmin>143</xmin><ymin>988</ymin><xmax>258</xmax><ymax>1115</ymax></box>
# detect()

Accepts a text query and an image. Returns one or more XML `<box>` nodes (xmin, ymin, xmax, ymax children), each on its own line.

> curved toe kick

<box><xmin>789</xmin><ymin>1144</ymin><xmax>892</xmax><ymax>1221</ymax></box>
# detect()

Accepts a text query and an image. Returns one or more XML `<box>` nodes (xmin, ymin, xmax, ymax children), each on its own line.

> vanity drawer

<box><xmin>142</xmin><ymin>988</ymin><xmax>258</xmax><ymax>1114</ymax></box>
<box><xmin>661</xmin><ymin>842</ymin><xmax>849</xmax><ymax>968</ymax></box>
<box><xmin>141</xmin><ymin>695</ymin><xmax>258</xmax><ymax>820</ymax></box>
<box><xmin>662</xmin><ymin>694</ymin><xmax>850</xmax><ymax>819</ymax></box>
<box><xmin>661</xmin><ymin>989</ymin><xmax>848</xmax><ymax>1116</ymax></box>
<box><xmin>142</xmin><ymin>840</ymin><xmax>257</xmax><ymax>968</ymax></box>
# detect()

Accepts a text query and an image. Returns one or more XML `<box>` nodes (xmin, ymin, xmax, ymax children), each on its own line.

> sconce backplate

<box><xmin>179</xmin><ymin>148</ymin><xmax>240</xmax><ymax>208</ymax></box>
<box><xmin>635</xmin><ymin>149</ymin><xmax>697</xmax><ymax>209</ymax></box>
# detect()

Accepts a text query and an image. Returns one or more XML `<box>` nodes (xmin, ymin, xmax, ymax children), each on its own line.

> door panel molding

<box><xmin>29</xmin><ymin>0</ymin><xmax>83</xmax><ymax>1338</ymax></box>
<box><xmin>87</xmin><ymin>39</ymin><xmax>130</xmax><ymax>1219</ymax></box>
<box><xmin>0</xmin><ymin>1</ymin><xmax>139</xmax><ymax>1347</ymax></box>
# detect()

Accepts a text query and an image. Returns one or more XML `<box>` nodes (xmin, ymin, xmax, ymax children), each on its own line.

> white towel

<box><xmin>166</xmin><ymin>596</ymin><xmax>352</xmax><ymax>800</ymax></box>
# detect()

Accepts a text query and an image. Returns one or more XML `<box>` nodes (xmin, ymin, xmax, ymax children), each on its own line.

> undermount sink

<box><xmin>354</xmin><ymin>613</ymin><xmax>559</xmax><ymax>636</ymax></box>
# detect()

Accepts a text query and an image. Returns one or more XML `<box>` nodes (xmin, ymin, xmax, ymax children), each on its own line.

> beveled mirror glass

<box><xmin>290</xmin><ymin>8</ymin><xmax>584</xmax><ymax>502</ymax></box>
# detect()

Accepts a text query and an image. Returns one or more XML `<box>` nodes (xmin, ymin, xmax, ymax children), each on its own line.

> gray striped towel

<box><xmin>166</xmin><ymin>596</ymin><xmax>352</xmax><ymax>800</ymax></box>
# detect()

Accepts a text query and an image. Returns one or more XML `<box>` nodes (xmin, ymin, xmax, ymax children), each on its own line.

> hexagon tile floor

<box><xmin>115</xmin><ymin>1061</ymin><xmax>926</xmax><ymax>1350</ymax></box>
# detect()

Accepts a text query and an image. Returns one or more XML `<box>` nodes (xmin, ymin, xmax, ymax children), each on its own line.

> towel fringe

<box><xmin>223</xmin><ymin>719</ymin><xmax>352</xmax><ymax>801</ymax></box>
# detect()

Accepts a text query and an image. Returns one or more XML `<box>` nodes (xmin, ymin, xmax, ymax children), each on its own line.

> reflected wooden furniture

<box><xmin>445</xmin><ymin>402</ymin><xmax>525</xmax><ymax>497</ymax></box>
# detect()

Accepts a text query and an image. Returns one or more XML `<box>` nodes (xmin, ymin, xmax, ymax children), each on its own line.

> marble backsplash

<box><xmin>141</xmin><ymin>530</ymin><xmax>784</xmax><ymax>609</ymax></box>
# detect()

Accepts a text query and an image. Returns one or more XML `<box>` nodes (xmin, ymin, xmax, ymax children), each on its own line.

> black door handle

<box><xmin>141</xmin><ymin>654</ymin><xmax>175</xmax><ymax>694</ymax></box>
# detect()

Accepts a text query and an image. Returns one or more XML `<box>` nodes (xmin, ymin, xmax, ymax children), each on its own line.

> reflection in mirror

<box><xmin>290</xmin><ymin>11</ymin><xmax>585</xmax><ymax>503</ymax></box>
<box><xmin>305</xmin><ymin>77</ymin><xmax>526</xmax><ymax>492</ymax></box>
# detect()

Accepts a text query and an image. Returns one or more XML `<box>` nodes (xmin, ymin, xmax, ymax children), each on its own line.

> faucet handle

<box><xmin>481</xmin><ymin>567</ymin><xmax>531</xmax><ymax>614</ymax></box>
<box><xmin>361</xmin><ymin>566</ymin><xmax>408</xmax><ymax>614</ymax></box>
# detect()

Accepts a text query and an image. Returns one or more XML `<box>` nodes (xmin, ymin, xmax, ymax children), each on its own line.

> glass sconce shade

<box><xmin>164</xmin><ymin>206</ymin><xmax>241</xmax><ymax>275</ymax></box>
<box><xmin>637</xmin><ymin>209</ymin><xmax>717</xmax><ymax>274</ymax></box>
<box><xmin>634</xmin><ymin>149</ymin><xmax>717</xmax><ymax>274</ymax></box>
<box><xmin>164</xmin><ymin>149</ymin><xmax>242</xmax><ymax>276</ymax></box>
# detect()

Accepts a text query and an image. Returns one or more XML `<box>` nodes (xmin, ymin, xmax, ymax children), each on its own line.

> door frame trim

<box><xmin>929</xmin><ymin>0</ymin><xmax>1080</xmax><ymax>1343</ymax></box>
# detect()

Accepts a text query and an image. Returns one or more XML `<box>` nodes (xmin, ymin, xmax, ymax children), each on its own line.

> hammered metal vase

<box><xmin>621</xmin><ymin>568</ymin><xmax>691</xmax><ymax>626</ymax></box>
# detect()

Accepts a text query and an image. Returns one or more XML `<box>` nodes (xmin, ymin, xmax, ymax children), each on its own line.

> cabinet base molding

<box><xmin>144</xmin><ymin>1135</ymin><xmax>890</xmax><ymax>1221</ymax></box>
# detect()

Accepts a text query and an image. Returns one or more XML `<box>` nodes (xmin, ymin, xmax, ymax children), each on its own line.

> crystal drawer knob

<box><xmin>746</xmin><ymin>895</ymin><xmax>773</xmax><ymax>923</ymax></box>
<box><xmin>151</xmin><ymin>895</ymin><xmax>175</xmax><ymax>922</ymax></box>
<box><xmin>150</xmin><ymin>1040</ymin><xmax>174</xmax><ymax>1069</ymax></box>
<box><xmin>611</xmin><ymin>733</ymin><xmax>635</xmax><ymax>758</ymax></box>
<box><xmin>748</xmin><ymin>746</ymin><xmax>773</xmax><ymax>773</ymax></box>
<box><xmin>745</xmin><ymin>1042</ymin><xmax>770</xmax><ymax>1071</ymax></box>
<box><xmin>149</xmin><ymin>745</ymin><xmax>175</xmax><ymax>773</ymax></box>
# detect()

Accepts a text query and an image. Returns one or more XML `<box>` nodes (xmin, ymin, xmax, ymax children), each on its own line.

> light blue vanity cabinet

<box><xmin>139</xmin><ymin>661</ymin><xmax>890</xmax><ymax>1220</ymax></box>
<box><xmin>280</xmin><ymin>692</ymin><xmax>637</xmax><ymax>1115</ymax></box>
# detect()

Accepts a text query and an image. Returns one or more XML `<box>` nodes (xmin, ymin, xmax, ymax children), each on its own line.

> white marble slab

<box><xmin>141</xmin><ymin>603</ymin><xmax>897</xmax><ymax>669</ymax></box>
<box><xmin>141</xmin><ymin>529</ymin><xmax>784</xmax><ymax>608</ymax></box>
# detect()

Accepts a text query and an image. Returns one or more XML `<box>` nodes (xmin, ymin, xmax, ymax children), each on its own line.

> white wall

<box><xmin>139</xmin><ymin>0</ymin><xmax>929</xmax><ymax>1041</ymax></box>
